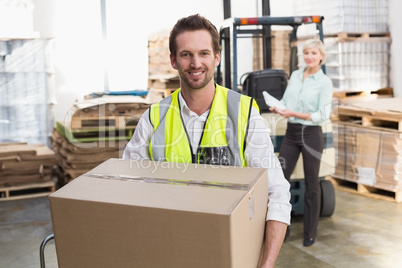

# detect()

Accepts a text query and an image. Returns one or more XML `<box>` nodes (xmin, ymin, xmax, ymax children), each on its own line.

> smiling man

<box><xmin>123</xmin><ymin>14</ymin><xmax>291</xmax><ymax>268</ymax></box>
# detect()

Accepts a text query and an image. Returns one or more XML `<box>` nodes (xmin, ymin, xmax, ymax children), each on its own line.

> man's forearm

<box><xmin>260</xmin><ymin>220</ymin><xmax>288</xmax><ymax>268</ymax></box>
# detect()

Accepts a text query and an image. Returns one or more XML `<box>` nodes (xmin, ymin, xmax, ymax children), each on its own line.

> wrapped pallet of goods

<box><xmin>332</xmin><ymin>98</ymin><xmax>402</xmax><ymax>202</ymax></box>
<box><xmin>297</xmin><ymin>36</ymin><xmax>391</xmax><ymax>94</ymax></box>
<box><xmin>294</xmin><ymin>0</ymin><xmax>388</xmax><ymax>36</ymax></box>
<box><xmin>293</xmin><ymin>0</ymin><xmax>391</xmax><ymax>105</ymax></box>
<box><xmin>0</xmin><ymin>38</ymin><xmax>55</xmax><ymax>146</ymax></box>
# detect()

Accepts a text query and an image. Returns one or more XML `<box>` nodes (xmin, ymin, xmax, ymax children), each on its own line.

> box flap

<box><xmin>50</xmin><ymin>158</ymin><xmax>267</xmax><ymax>215</ymax></box>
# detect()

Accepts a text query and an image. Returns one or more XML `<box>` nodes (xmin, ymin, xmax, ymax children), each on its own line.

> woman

<box><xmin>270</xmin><ymin>39</ymin><xmax>333</xmax><ymax>247</ymax></box>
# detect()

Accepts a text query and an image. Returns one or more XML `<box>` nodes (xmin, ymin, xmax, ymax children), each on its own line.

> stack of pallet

<box><xmin>332</xmin><ymin>98</ymin><xmax>402</xmax><ymax>202</ymax></box>
<box><xmin>0</xmin><ymin>142</ymin><xmax>56</xmax><ymax>200</ymax></box>
<box><xmin>52</xmin><ymin>95</ymin><xmax>153</xmax><ymax>185</ymax></box>
<box><xmin>148</xmin><ymin>30</ymin><xmax>179</xmax><ymax>97</ymax></box>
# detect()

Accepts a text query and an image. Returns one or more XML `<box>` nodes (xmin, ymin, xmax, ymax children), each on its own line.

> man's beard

<box><xmin>180</xmin><ymin>69</ymin><xmax>214</xmax><ymax>90</ymax></box>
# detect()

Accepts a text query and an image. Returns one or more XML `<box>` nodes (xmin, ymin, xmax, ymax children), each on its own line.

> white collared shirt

<box><xmin>123</xmin><ymin>91</ymin><xmax>291</xmax><ymax>224</ymax></box>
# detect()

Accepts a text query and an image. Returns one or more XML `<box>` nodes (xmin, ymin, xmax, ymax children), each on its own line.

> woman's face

<box><xmin>303</xmin><ymin>47</ymin><xmax>324</xmax><ymax>69</ymax></box>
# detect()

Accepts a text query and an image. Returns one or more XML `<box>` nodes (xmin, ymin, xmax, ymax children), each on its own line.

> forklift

<box><xmin>216</xmin><ymin>13</ymin><xmax>335</xmax><ymax>217</ymax></box>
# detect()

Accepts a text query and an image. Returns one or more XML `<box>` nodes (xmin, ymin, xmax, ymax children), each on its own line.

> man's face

<box><xmin>170</xmin><ymin>30</ymin><xmax>220</xmax><ymax>90</ymax></box>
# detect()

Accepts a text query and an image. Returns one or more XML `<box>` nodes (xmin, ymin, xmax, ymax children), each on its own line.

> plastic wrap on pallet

<box><xmin>0</xmin><ymin>39</ymin><xmax>53</xmax><ymax>146</ymax></box>
<box><xmin>5</xmin><ymin>39</ymin><xmax>47</xmax><ymax>72</ymax></box>
<box><xmin>297</xmin><ymin>36</ymin><xmax>390</xmax><ymax>92</ymax></box>
<box><xmin>293</xmin><ymin>0</ymin><xmax>388</xmax><ymax>36</ymax></box>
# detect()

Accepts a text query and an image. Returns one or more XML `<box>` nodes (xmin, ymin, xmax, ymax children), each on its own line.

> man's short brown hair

<box><xmin>169</xmin><ymin>14</ymin><xmax>221</xmax><ymax>58</ymax></box>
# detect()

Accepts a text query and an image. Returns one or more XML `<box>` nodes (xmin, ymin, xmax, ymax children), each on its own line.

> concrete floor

<box><xmin>1</xmin><ymin>188</ymin><xmax>402</xmax><ymax>268</ymax></box>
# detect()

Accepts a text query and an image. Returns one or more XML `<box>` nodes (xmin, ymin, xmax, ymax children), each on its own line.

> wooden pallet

<box><xmin>0</xmin><ymin>180</ymin><xmax>56</xmax><ymax>201</ymax></box>
<box><xmin>70</xmin><ymin>114</ymin><xmax>142</xmax><ymax>130</ymax></box>
<box><xmin>56</xmin><ymin>121</ymin><xmax>134</xmax><ymax>143</ymax></box>
<box><xmin>325</xmin><ymin>32</ymin><xmax>391</xmax><ymax>40</ymax></box>
<box><xmin>333</xmin><ymin>88</ymin><xmax>393</xmax><ymax>99</ymax></box>
<box><xmin>334</xmin><ymin>105</ymin><xmax>402</xmax><ymax>132</ymax></box>
<box><xmin>330</xmin><ymin>177</ymin><xmax>402</xmax><ymax>203</ymax></box>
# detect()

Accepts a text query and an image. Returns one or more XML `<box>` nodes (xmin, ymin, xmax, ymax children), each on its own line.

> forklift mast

<box><xmin>216</xmin><ymin>16</ymin><xmax>325</xmax><ymax>91</ymax></box>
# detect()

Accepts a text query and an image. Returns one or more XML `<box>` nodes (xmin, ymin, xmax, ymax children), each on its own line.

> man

<box><xmin>123</xmin><ymin>14</ymin><xmax>291</xmax><ymax>268</ymax></box>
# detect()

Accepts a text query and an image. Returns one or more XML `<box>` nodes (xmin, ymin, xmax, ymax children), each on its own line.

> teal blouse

<box><xmin>280</xmin><ymin>68</ymin><xmax>333</xmax><ymax>126</ymax></box>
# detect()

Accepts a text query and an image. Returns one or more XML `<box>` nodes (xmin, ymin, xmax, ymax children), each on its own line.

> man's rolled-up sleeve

<box><xmin>245</xmin><ymin>108</ymin><xmax>292</xmax><ymax>225</ymax></box>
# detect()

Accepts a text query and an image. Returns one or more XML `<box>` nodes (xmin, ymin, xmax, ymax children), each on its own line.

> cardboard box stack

<box><xmin>148</xmin><ymin>30</ymin><xmax>180</xmax><ymax>97</ymax></box>
<box><xmin>50</xmin><ymin>158</ymin><xmax>268</xmax><ymax>268</ymax></box>
<box><xmin>0</xmin><ymin>142</ymin><xmax>55</xmax><ymax>186</ymax></box>
<box><xmin>253</xmin><ymin>30</ymin><xmax>292</xmax><ymax>77</ymax></box>
<box><xmin>52</xmin><ymin>95</ymin><xmax>154</xmax><ymax>185</ymax></box>
<box><xmin>333</xmin><ymin>98</ymin><xmax>402</xmax><ymax>200</ymax></box>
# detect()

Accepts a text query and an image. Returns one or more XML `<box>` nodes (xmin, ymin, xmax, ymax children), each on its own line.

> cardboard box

<box><xmin>334</xmin><ymin>122</ymin><xmax>402</xmax><ymax>191</ymax></box>
<box><xmin>49</xmin><ymin>158</ymin><xmax>268</xmax><ymax>268</ymax></box>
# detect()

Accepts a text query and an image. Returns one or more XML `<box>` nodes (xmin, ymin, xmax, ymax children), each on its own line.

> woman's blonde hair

<box><xmin>302</xmin><ymin>39</ymin><xmax>326</xmax><ymax>65</ymax></box>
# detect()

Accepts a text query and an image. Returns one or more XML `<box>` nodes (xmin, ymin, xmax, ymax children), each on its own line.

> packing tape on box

<box><xmin>84</xmin><ymin>172</ymin><xmax>251</xmax><ymax>191</ymax></box>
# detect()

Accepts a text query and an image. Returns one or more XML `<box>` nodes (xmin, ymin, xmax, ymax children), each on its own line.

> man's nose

<box><xmin>190</xmin><ymin>55</ymin><xmax>201</xmax><ymax>68</ymax></box>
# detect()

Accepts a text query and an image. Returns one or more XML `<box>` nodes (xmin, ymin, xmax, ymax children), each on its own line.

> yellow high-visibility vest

<box><xmin>149</xmin><ymin>84</ymin><xmax>259</xmax><ymax>167</ymax></box>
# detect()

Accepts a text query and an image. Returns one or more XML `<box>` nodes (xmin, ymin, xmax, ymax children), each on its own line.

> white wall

<box><xmin>388</xmin><ymin>0</ymin><xmax>402</xmax><ymax>97</ymax></box>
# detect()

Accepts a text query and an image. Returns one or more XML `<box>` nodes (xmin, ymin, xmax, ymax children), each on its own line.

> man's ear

<box><xmin>170</xmin><ymin>54</ymin><xmax>177</xmax><ymax>70</ymax></box>
<box><xmin>215</xmin><ymin>51</ymin><xmax>221</xmax><ymax>67</ymax></box>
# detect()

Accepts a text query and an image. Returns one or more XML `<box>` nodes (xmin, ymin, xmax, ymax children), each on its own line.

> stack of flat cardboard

<box><xmin>333</xmin><ymin>98</ymin><xmax>402</xmax><ymax>192</ymax></box>
<box><xmin>67</xmin><ymin>95</ymin><xmax>151</xmax><ymax>130</ymax></box>
<box><xmin>0</xmin><ymin>142</ymin><xmax>55</xmax><ymax>186</ymax></box>
<box><xmin>51</xmin><ymin>129</ymin><xmax>127</xmax><ymax>185</ymax></box>
<box><xmin>52</xmin><ymin>95</ymin><xmax>154</xmax><ymax>185</ymax></box>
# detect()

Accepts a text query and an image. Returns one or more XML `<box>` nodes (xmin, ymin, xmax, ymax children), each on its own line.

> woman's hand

<box><xmin>270</xmin><ymin>107</ymin><xmax>293</xmax><ymax>118</ymax></box>
<box><xmin>269</xmin><ymin>107</ymin><xmax>279</xmax><ymax>114</ymax></box>
<box><xmin>277</xmin><ymin>109</ymin><xmax>293</xmax><ymax>118</ymax></box>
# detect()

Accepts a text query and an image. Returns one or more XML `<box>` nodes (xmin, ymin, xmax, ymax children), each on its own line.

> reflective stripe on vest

<box><xmin>149</xmin><ymin>85</ymin><xmax>259</xmax><ymax>167</ymax></box>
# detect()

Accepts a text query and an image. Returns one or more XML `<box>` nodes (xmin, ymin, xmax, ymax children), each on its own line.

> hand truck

<box><xmin>39</xmin><ymin>234</ymin><xmax>55</xmax><ymax>268</ymax></box>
